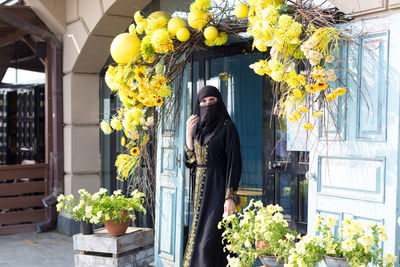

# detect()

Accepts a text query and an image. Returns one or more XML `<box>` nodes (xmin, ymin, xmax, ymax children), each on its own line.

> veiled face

<box><xmin>200</xmin><ymin>96</ymin><xmax>218</xmax><ymax>106</ymax></box>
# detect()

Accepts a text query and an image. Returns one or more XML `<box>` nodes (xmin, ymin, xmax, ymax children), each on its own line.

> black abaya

<box><xmin>182</xmin><ymin>119</ymin><xmax>242</xmax><ymax>267</ymax></box>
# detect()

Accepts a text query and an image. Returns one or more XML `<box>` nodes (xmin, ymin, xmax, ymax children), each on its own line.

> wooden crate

<box><xmin>73</xmin><ymin>227</ymin><xmax>154</xmax><ymax>267</ymax></box>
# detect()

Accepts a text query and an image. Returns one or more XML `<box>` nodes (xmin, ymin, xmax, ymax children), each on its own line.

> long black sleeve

<box><xmin>224</xmin><ymin>121</ymin><xmax>242</xmax><ymax>202</ymax></box>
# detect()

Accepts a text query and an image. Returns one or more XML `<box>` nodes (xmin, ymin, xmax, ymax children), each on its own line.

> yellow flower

<box><xmin>292</xmin><ymin>110</ymin><xmax>301</xmax><ymax>120</ymax></box>
<box><xmin>121</xmin><ymin>137</ymin><xmax>126</xmax><ymax>146</ymax></box>
<box><xmin>158</xmin><ymin>84</ymin><xmax>172</xmax><ymax>97</ymax></box>
<box><xmin>110</xmin><ymin>117</ymin><xmax>123</xmax><ymax>130</ymax></box>
<box><xmin>100</xmin><ymin>120</ymin><xmax>113</xmax><ymax>134</ymax></box>
<box><xmin>130</xmin><ymin>146</ymin><xmax>140</xmax><ymax>156</ymax></box>
<box><xmin>334</xmin><ymin>87</ymin><xmax>347</xmax><ymax>96</ymax></box>
<box><xmin>326</xmin><ymin>92</ymin><xmax>337</xmax><ymax>101</ymax></box>
<box><xmin>150</xmin><ymin>29</ymin><xmax>174</xmax><ymax>54</ymax></box>
<box><xmin>312</xmin><ymin>111</ymin><xmax>323</xmax><ymax>117</ymax></box>
<box><xmin>287</xmin><ymin>114</ymin><xmax>297</xmax><ymax>122</ymax></box>
<box><xmin>155</xmin><ymin>96</ymin><xmax>164</xmax><ymax>106</ymax></box>
<box><xmin>316</xmin><ymin>81</ymin><xmax>328</xmax><ymax>91</ymax></box>
<box><xmin>292</xmin><ymin>89</ymin><xmax>303</xmax><ymax>98</ymax></box>
<box><xmin>303</xmin><ymin>123</ymin><xmax>314</xmax><ymax>130</ymax></box>
<box><xmin>306</xmin><ymin>84</ymin><xmax>317</xmax><ymax>93</ymax></box>
<box><xmin>298</xmin><ymin>105</ymin><xmax>309</xmax><ymax>113</ymax></box>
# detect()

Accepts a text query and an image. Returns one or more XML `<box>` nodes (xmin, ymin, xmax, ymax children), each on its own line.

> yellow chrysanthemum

<box><xmin>140</xmin><ymin>35</ymin><xmax>155</xmax><ymax>58</ymax></box>
<box><xmin>110</xmin><ymin>117</ymin><xmax>123</xmax><ymax>130</ymax></box>
<box><xmin>292</xmin><ymin>89</ymin><xmax>303</xmax><ymax>99</ymax></box>
<box><xmin>158</xmin><ymin>84</ymin><xmax>172</xmax><ymax>97</ymax></box>
<box><xmin>121</xmin><ymin>136</ymin><xmax>126</xmax><ymax>146</ymax></box>
<box><xmin>150</xmin><ymin>28</ymin><xmax>174</xmax><ymax>54</ymax></box>
<box><xmin>115</xmin><ymin>154</ymin><xmax>138</xmax><ymax>179</ymax></box>
<box><xmin>100</xmin><ymin>120</ymin><xmax>113</xmax><ymax>134</ymax></box>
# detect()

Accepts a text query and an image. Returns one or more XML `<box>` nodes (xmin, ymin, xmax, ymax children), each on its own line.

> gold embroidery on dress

<box><xmin>225</xmin><ymin>187</ymin><xmax>237</xmax><ymax>202</ymax></box>
<box><xmin>184</xmin><ymin>145</ymin><xmax>196</xmax><ymax>164</ymax></box>
<box><xmin>193</xmin><ymin>139</ymin><xmax>207</xmax><ymax>165</ymax></box>
<box><xmin>182</xmin><ymin>140</ymin><xmax>208</xmax><ymax>267</ymax></box>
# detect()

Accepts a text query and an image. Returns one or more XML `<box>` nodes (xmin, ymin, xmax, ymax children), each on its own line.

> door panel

<box><xmin>155</xmin><ymin>71</ymin><xmax>189</xmax><ymax>266</ymax></box>
<box><xmin>308</xmin><ymin>15</ymin><xmax>399</xmax><ymax>258</ymax></box>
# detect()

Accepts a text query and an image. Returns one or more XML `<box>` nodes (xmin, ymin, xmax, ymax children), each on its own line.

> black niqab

<box><xmin>194</xmin><ymin>85</ymin><xmax>230</xmax><ymax>145</ymax></box>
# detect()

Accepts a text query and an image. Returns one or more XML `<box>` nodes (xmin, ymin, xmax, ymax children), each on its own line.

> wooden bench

<box><xmin>73</xmin><ymin>227</ymin><xmax>154</xmax><ymax>267</ymax></box>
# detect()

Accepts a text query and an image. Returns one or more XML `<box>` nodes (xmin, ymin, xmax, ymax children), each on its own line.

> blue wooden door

<box><xmin>155</xmin><ymin>71</ymin><xmax>189</xmax><ymax>266</ymax></box>
<box><xmin>206</xmin><ymin>52</ymin><xmax>264</xmax><ymax>207</ymax></box>
<box><xmin>308</xmin><ymin>13</ymin><xmax>400</xmax><ymax>259</ymax></box>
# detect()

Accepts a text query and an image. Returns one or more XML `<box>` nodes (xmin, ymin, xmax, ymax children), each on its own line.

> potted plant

<box><xmin>95</xmin><ymin>189</ymin><xmax>146</xmax><ymax>236</ymax></box>
<box><xmin>57</xmin><ymin>188</ymin><xmax>104</xmax><ymax>234</ymax></box>
<box><xmin>57</xmin><ymin>188</ymin><xmax>146</xmax><ymax>236</ymax></box>
<box><xmin>287</xmin><ymin>216</ymin><xmax>397</xmax><ymax>267</ymax></box>
<box><xmin>218</xmin><ymin>200</ymin><xmax>297</xmax><ymax>267</ymax></box>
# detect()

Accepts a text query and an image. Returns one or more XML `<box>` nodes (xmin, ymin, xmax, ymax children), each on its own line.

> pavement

<box><xmin>0</xmin><ymin>231</ymin><xmax>75</xmax><ymax>267</ymax></box>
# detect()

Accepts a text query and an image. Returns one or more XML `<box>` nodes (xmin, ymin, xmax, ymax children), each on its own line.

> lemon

<box><xmin>176</xmin><ymin>28</ymin><xmax>190</xmax><ymax>42</ymax></box>
<box><xmin>148</xmin><ymin>11</ymin><xmax>171</xmax><ymax>27</ymax></box>
<box><xmin>234</xmin><ymin>3</ymin><xmax>249</xmax><ymax>19</ymax></box>
<box><xmin>168</xmin><ymin>17</ymin><xmax>187</xmax><ymax>36</ymax></box>
<box><xmin>110</xmin><ymin>33</ymin><xmax>141</xmax><ymax>64</ymax></box>
<box><xmin>204</xmin><ymin>26</ymin><xmax>218</xmax><ymax>41</ymax></box>
<box><xmin>188</xmin><ymin>9</ymin><xmax>210</xmax><ymax>30</ymax></box>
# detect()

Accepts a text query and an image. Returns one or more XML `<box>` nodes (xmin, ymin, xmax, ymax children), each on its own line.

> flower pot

<box><xmin>323</xmin><ymin>255</ymin><xmax>350</xmax><ymax>267</ymax></box>
<box><xmin>104</xmin><ymin>217</ymin><xmax>131</xmax><ymax>236</ymax></box>
<box><xmin>259</xmin><ymin>255</ymin><xmax>284</xmax><ymax>267</ymax></box>
<box><xmin>80</xmin><ymin>221</ymin><xmax>93</xmax><ymax>235</ymax></box>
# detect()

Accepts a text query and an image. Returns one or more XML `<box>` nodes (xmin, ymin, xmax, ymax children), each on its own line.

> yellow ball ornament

<box><xmin>176</xmin><ymin>28</ymin><xmax>190</xmax><ymax>42</ymax></box>
<box><xmin>168</xmin><ymin>17</ymin><xmax>187</xmax><ymax>35</ymax></box>
<box><xmin>234</xmin><ymin>3</ymin><xmax>249</xmax><ymax>19</ymax></box>
<box><xmin>110</xmin><ymin>33</ymin><xmax>141</xmax><ymax>64</ymax></box>
<box><xmin>148</xmin><ymin>11</ymin><xmax>171</xmax><ymax>27</ymax></box>
<box><xmin>204</xmin><ymin>26</ymin><xmax>218</xmax><ymax>41</ymax></box>
<box><xmin>188</xmin><ymin>9</ymin><xmax>210</xmax><ymax>30</ymax></box>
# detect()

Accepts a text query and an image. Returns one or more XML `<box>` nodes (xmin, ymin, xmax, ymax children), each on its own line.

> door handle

<box><xmin>176</xmin><ymin>153</ymin><xmax>181</xmax><ymax>168</ymax></box>
<box><xmin>268</xmin><ymin>161</ymin><xmax>284</xmax><ymax>171</ymax></box>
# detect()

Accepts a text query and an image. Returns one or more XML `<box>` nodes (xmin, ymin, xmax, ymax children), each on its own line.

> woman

<box><xmin>182</xmin><ymin>85</ymin><xmax>242</xmax><ymax>267</ymax></box>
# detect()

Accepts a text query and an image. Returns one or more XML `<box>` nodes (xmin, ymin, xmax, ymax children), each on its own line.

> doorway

<box><xmin>187</xmin><ymin>42</ymin><xmax>309</xmax><ymax>235</ymax></box>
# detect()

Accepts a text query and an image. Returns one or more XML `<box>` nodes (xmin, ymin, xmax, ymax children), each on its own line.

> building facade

<box><xmin>8</xmin><ymin>0</ymin><xmax>400</xmax><ymax>266</ymax></box>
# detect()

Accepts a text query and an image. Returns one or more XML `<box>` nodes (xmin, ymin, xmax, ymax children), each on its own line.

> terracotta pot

<box><xmin>259</xmin><ymin>255</ymin><xmax>284</xmax><ymax>267</ymax></box>
<box><xmin>104</xmin><ymin>211</ymin><xmax>131</xmax><ymax>236</ymax></box>
<box><xmin>323</xmin><ymin>255</ymin><xmax>350</xmax><ymax>267</ymax></box>
<box><xmin>80</xmin><ymin>221</ymin><xmax>93</xmax><ymax>235</ymax></box>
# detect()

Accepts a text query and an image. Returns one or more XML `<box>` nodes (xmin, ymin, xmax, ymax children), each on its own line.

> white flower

<box><xmin>99</xmin><ymin>188</ymin><xmax>108</xmax><ymax>195</ymax></box>
<box><xmin>358</xmin><ymin>236</ymin><xmax>373</xmax><ymax>248</ymax></box>
<box><xmin>326</xmin><ymin>217</ymin><xmax>337</xmax><ymax>228</ymax></box>
<box><xmin>326</xmin><ymin>75</ymin><xmax>337</xmax><ymax>81</ymax></box>
<box><xmin>383</xmin><ymin>253</ymin><xmax>397</xmax><ymax>264</ymax></box>
<box><xmin>146</xmin><ymin>116</ymin><xmax>154</xmax><ymax>126</ymax></box>
<box><xmin>139</xmin><ymin>117</ymin><xmax>146</xmax><ymax>125</ymax></box>
<box><xmin>57</xmin><ymin>194</ymin><xmax>65</xmax><ymax>202</ymax></box>
<box><xmin>244</xmin><ymin>239</ymin><xmax>251</xmax><ymax>248</ymax></box>
<box><xmin>341</xmin><ymin>239</ymin><xmax>356</xmax><ymax>252</ymax></box>
<box><xmin>326</xmin><ymin>69</ymin><xmax>335</xmax><ymax>76</ymax></box>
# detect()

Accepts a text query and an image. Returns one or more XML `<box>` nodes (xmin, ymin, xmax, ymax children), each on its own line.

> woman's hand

<box><xmin>186</xmin><ymin>114</ymin><xmax>199</xmax><ymax>150</ymax></box>
<box><xmin>224</xmin><ymin>198</ymin><xmax>235</xmax><ymax>215</ymax></box>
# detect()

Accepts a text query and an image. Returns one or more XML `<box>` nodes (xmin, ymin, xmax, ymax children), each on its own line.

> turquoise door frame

<box><xmin>308</xmin><ymin>12</ymin><xmax>400</xmax><ymax>261</ymax></box>
<box><xmin>155</xmin><ymin>70</ymin><xmax>189</xmax><ymax>266</ymax></box>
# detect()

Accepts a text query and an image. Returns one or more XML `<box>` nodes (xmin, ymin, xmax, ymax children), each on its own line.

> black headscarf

<box><xmin>194</xmin><ymin>85</ymin><xmax>231</xmax><ymax>145</ymax></box>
